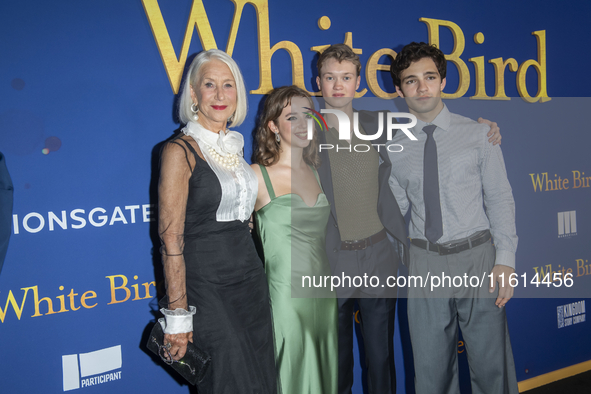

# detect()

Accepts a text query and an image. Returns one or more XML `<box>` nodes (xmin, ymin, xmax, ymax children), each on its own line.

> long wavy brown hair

<box><xmin>254</xmin><ymin>85</ymin><xmax>320</xmax><ymax>168</ymax></box>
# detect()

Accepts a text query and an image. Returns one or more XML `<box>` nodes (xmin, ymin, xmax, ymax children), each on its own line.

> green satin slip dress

<box><xmin>255</xmin><ymin>164</ymin><xmax>338</xmax><ymax>394</ymax></box>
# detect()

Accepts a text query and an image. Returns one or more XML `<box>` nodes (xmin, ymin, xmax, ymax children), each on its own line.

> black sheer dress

<box><xmin>159</xmin><ymin>134</ymin><xmax>277</xmax><ymax>394</ymax></box>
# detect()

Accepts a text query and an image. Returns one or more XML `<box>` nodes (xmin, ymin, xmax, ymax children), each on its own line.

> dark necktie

<box><xmin>423</xmin><ymin>124</ymin><xmax>443</xmax><ymax>244</ymax></box>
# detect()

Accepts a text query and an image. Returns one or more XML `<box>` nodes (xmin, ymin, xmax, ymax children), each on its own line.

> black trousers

<box><xmin>334</xmin><ymin>237</ymin><xmax>398</xmax><ymax>394</ymax></box>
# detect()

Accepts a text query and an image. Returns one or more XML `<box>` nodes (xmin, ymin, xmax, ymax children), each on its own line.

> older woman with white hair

<box><xmin>158</xmin><ymin>49</ymin><xmax>277</xmax><ymax>393</ymax></box>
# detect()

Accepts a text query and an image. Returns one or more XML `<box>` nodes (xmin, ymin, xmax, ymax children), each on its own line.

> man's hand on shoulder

<box><xmin>478</xmin><ymin>117</ymin><xmax>502</xmax><ymax>145</ymax></box>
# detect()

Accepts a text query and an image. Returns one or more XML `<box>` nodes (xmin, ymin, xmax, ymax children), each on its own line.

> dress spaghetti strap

<box><xmin>310</xmin><ymin>165</ymin><xmax>324</xmax><ymax>192</ymax></box>
<box><xmin>258</xmin><ymin>164</ymin><xmax>276</xmax><ymax>200</ymax></box>
<box><xmin>179</xmin><ymin>137</ymin><xmax>200</xmax><ymax>161</ymax></box>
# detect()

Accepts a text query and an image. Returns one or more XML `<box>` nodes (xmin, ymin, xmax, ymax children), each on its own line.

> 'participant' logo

<box><xmin>62</xmin><ymin>345</ymin><xmax>122</xmax><ymax>391</ymax></box>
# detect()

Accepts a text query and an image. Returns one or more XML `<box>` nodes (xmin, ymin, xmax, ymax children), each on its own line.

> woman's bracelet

<box><xmin>159</xmin><ymin>245</ymin><xmax>183</xmax><ymax>256</ymax></box>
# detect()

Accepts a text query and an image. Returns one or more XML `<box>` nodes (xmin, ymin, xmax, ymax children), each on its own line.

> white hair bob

<box><xmin>178</xmin><ymin>49</ymin><xmax>248</xmax><ymax>127</ymax></box>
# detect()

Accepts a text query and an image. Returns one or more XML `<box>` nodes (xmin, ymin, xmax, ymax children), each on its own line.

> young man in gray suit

<box><xmin>388</xmin><ymin>42</ymin><xmax>518</xmax><ymax>394</ymax></box>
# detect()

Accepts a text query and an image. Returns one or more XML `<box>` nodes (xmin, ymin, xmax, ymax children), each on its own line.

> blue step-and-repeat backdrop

<box><xmin>1</xmin><ymin>1</ymin><xmax>590</xmax><ymax>393</ymax></box>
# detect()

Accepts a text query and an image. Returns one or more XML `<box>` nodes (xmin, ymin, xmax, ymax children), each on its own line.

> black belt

<box><xmin>341</xmin><ymin>228</ymin><xmax>387</xmax><ymax>251</ymax></box>
<box><xmin>411</xmin><ymin>230</ymin><xmax>491</xmax><ymax>256</ymax></box>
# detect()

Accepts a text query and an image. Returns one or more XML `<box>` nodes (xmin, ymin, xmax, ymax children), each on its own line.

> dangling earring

<box><xmin>191</xmin><ymin>103</ymin><xmax>199</xmax><ymax>121</ymax></box>
<box><xmin>275</xmin><ymin>132</ymin><xmax>281</xmax><ymax>143</ymax></box>
<box><xmin>227</xmin><ymin>113</ymin><xmax>235</xmax><ymax>125</ymax></box>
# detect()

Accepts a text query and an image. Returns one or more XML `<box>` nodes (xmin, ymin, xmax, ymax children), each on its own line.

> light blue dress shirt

<box><xmin>387</xmin><ymin>104</ymin><xmax>518</xmax><ymax>268</ymax></box>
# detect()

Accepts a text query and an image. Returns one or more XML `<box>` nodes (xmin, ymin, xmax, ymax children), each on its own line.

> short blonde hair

<box><xmin>317</xmin><ymin>43</ymin><xmax>361</xmax><ymax>77</ymax></box>
<box><xmin>178</xmin><ymin>49</ymin><xmax>248</xmax><ymax>127</ymax></box>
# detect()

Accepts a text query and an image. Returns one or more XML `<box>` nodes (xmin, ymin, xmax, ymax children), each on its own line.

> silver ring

<box><xmin>165</xmin><ymin>342</ymin><xmax>172</xmax><ymax>349</ymax></box>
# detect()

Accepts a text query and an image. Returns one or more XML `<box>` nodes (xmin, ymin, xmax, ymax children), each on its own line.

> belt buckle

<box><xmin>345</xmin><ymin>238</ymin><xmax>368</xmax><ymax>251</ymax></box>
<box><xmin>355</xmin><ymin>238</ymin><xmax>368</xmax><ymax>251</ymax></box>
<box><xmin>436</xmin><ymin>242</ymin><xmax>454</xmax><ymax>256</ymax></box>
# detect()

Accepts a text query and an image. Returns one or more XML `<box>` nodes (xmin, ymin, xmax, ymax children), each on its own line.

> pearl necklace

<box><xmin>207</xmin><ymin>147</ymin><xmax>240</xmax><ymax>170</ymax></box>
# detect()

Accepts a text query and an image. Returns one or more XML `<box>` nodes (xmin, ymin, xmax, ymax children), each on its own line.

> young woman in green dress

<box><xmin>252</xmin><ymin>86</ymin><xmax>338</xmax><ymax>394</ymax></box>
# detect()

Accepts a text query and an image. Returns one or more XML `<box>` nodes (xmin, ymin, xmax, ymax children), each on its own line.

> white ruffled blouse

<box><xmin>182</xmin><ymin>121</ymin><xmax>257</xmax><ymax>222</ymax></box>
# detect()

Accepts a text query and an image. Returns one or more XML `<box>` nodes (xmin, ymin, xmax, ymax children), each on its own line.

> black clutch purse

<box><xmin>146</xmin><ymin>321</ymin><xmax>211</xmax><ymax>385</ymax></box>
